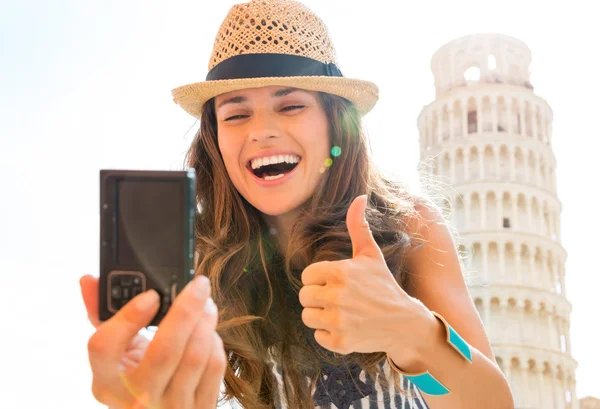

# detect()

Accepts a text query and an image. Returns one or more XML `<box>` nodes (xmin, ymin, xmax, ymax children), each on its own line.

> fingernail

<box><xmin>136</xmin><ymin>289</ymin><xmax>159</xmax><ymax>310</ymax></box>
<box><xmin>204</xmin><ymin>297</ymin><xmax>217</xmax><ymax>315</ymax></box>
<box><xmin>193</xmin><ymin>275</ymin><xmax>210</xmax><ymax>298</ymax></box>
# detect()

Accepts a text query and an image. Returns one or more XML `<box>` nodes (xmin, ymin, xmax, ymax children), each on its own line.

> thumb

<box><xmin>88</xmin><ymin>289</ymin><xmax>160</xmax><ymax>382</ymax></box>
<box><xmin>346</xmin><ymin>195</ymin><xmax>383</xmax><ymax>260</ymax></box>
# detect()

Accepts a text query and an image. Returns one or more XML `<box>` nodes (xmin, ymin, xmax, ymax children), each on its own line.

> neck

<box><xmin>262</xmin><ymin>208</ymin><xmax>301</xmax><ymax>251</ymax></box>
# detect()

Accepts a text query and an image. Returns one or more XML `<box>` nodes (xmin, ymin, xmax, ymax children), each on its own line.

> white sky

<box><xmin>1</xmin><ymin>0</ymin><xmax>598</xmax><ymax>407</ymax></box>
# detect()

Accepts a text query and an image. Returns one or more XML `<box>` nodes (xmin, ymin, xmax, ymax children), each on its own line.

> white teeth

<box><xmin>263</xmin><ymin>173</ymin><xmax>285</xmax><ymax>181</ymax></box>
<box><xmin>250</xmin><ymin>154</ymin><xmax>300</xmax><ymax>170</ymax></box>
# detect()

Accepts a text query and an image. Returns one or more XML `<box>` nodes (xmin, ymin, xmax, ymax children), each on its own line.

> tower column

<box><xmin>494</xmin><ymin>146</ymin><xmax>500</xmax><ymax>179</ymax></box>
<box><xmin>462</xmin><ymin>98</ymin><xmax>468</xmax><ymax>137</ymax></box>
<box><xmin>552</xmin><ymin>259</ymin><xmax>559</xmax><ymax>293</ymax></box>
<box><xmin>519</xmin><ymin>99</ymin><xmax>526</xmax><ymax>136</ymax></box>
<box><xmin>507</xmin><ymin>98</ymin><xmax>513</xmax><ymax>134</ymax></box>
<box><xmin>512</xmin><ymin>196</ymin><xmax>519</xmax><ymax>229</ymax></box>
<box><xmin>560</xmin><ymin>263</ymin><xmax>566</xmax><ymax>295</ymax></box>
<box><xmin>509</xmin><ymin>145</ymin><xmax>516</xmax><ymax>180</ymax></box>
<box><xmin>437</xmin><ymin>108</ymin><xmax>443</xmax><ymax>144</ymax></box>
<box><xmin>465</xmin><ymin>195</ymin><xmax>472</xmax><ymax>230</ymax></box>
<box><xmin>570</xmin><ymin>380</ymin><xmax>577</xmax><ymax>409</ymax></box>
<box><xmin>529</xmin><ymin>248</ymin><xmax>536</xmax><ymax>286</ymax></box>
<box><xmin>500</xmin><ymin>300</ymin><xmax>508</xmax><ymax>342</ymax></box>
<box><xmin>496</xmin><ymin>194</ymin><xmax>503</xmax><ymax>230</ymax></box>
<box><xmin>481</xmin><ymin>194</ymin><xmax>487</xmax><ymax>230</ymax></box>
<box><xmin>463</xmin><ymin>149</ymin><xmax>469</xmax><ymax>182</ymax></box>
<box><xmin>520</xmin><ymin>360</ymin><xmax>530</xmax><ymax>408</ymax></box>
<box><xmin>482</xmin><ymin>242</ymin><xmax>489</xmax><ymax>284</ymax></box>
<box><xmin>526</xmin><ymin>198</ymin><xmax>533</xmax><ymax>231</ymax></box>
<box><xmin>478</xmin><ymin>147</ymin><xmax>485</xmax><ymax>180</ymax></box>
<box><xmin>483</xmin><ymin>297</ymin><xmax>491</xmax><ymax>331</ymax></box>
<box><xmin>537</xmin><ymin>365</ymin><xmax>545</xmax><ymax>409</ymax></box>
<box><xmin>492</xmin><ymin>95</ymin><xmax>499</xmax><ymax>132</ymax></box>
<box><xmin>449</xmin><ymin>103</ymin><xmax>455</xmax><ymax>141</ymax></box>
<box><xmin>499</xmin><ymin>240</ymin><xmax>506</xmax><ymax>282</ymax></box>
<box><xmin>477</xmin><ymin>96</ymin><xmax>483</xmax><ymax>134</ymax></box>
<box><xmin>515</xmin><ymin>250</ymin><xmax>522</xmax><ymax>285</ymax></box>
<box><xmin>426</xmin><ymin>116</ymin><xmax>432</xmax><ymax>147</ymax></box>
<box><xmin>550</xmin><ymin>366</ymin><xmax>559</xmax><ymax>409</ymax></box>
<box><xmin>533</xmin><ymin>105</ymin><xmax>539</xmax><ymax>140</ymax></box>
<box><xmin>547</xmin><ymin>312</ymin><xmax>555</xmax><ymax>350</ymax></box>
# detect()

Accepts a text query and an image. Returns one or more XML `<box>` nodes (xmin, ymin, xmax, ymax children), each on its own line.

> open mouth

<box><xmin>247</xmin><ymin>158</ymin><xmax>301</xmax><ymax>181</ymax></box>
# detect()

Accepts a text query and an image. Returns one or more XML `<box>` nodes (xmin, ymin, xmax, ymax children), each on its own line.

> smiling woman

<box><xmin>185</xmin><ymin>78</ymin><xmax>436</xmax><ymax>409</ymax></box>
<box><xmin>78</xmin><ymin>0</ymin><xmax>513</xmax><ymax>408</ymax></box>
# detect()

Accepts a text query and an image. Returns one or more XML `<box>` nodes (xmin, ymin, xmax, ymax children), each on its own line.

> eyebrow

<box><xmin>216</xmin><ymin>87</ymin><xmax>299</xmax><ymax>109</ymax></box>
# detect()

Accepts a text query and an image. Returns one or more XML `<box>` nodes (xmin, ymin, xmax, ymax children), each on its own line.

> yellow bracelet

<box><xmin>386</xmin><ymin>311</ymin><xmax>473</xmax><ymax>396</ymax></box>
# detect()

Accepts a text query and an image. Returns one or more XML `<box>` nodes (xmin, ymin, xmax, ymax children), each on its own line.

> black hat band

<box><xmin>206</xmin><ymin>53</ymin><xmax>343</xmax><ymax>81</ymax></box>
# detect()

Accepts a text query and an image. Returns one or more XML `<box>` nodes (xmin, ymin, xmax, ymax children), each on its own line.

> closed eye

<box><xmin>281</xmin><ymin>105</ymin><xmax>305</xmax><ymax>112</ymax></box>
<box><xmin>224</xmin><ymin>105</ymin><xmax>304</xmax><ymax>121</ymax></box>
<box><xmin>224</xmin><ymin>114</ymin><xmax>248</xmax><ymax>122</ymax></box>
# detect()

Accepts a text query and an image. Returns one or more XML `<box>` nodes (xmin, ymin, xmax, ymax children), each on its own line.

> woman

<box><xmin>79</xmin><ymin>0</ymin><xmax>514</xmax><ymax>408</ymax></box>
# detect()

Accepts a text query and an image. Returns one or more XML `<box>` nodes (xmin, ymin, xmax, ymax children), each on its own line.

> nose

<box><xmin>247</xmin><ymin>110</ymin><xmax>282</xmax><ymax>143</ymax></box>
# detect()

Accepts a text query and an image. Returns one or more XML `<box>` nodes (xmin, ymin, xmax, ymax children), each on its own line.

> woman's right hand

<box><xmin>79</xmin><ymin>274</ymin><xmax>226</xmax><ymax>409</ymax></box>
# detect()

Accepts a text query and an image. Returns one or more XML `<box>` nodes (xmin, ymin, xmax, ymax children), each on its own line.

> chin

<box><xmin>247</xmin><ymin>192</ymin><xmax>310</xmax><ymax>218</ymax></box>
<box><xmin>251</xmin><ymin>199</ymin><xmax>301</xmax><ymax>216</ymax></box>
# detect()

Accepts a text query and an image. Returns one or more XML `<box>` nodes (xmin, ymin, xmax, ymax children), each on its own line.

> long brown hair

<box><xmin>184</xmin><ymin>91</ymin><xmax>434</xmax><ymax>409</ymax></box>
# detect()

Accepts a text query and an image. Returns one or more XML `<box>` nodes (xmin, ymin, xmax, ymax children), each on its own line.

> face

<box><xmin>215</xmin><ymin>86</ymin><xmax>330</xmax><ymax>224</ymax></box>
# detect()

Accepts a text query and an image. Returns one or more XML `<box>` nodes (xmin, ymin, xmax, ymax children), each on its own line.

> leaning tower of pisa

<box><xmin>416</xmin><ymin>34</ymin><xmax>578</xmax><ymax>409</ymax></box>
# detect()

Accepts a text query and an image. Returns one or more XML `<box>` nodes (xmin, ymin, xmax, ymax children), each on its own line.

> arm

<box><xmin>386</xmin><ymin>203</ymin><xmax>514</xmax><ymax>409</ymax></box>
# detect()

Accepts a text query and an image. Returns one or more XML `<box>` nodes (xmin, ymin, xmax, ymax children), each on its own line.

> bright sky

<box><xmin>2</xmin><ymin>0</ymin><xmax>598</xmax><ymax>407</ymax></box>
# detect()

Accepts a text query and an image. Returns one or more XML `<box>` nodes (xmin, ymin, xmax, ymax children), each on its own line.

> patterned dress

<box><xmin>266</xmin><ymin>355</ymin><xmax>431</xmax><ymax>409</ymax></box>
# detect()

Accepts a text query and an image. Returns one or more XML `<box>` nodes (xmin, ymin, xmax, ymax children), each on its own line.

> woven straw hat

<box><xmin>171</xmin><ymin>0</ymin><xmax>379</xmax><ymax>118</ymax></box>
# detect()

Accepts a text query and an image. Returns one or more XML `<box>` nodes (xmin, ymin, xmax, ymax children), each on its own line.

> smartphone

<box><xmin>99</xmin><ymin>169</ymin><xmax>196</xmax><ymax>327</ymax></box>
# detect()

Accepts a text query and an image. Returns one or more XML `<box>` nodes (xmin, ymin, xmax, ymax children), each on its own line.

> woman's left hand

<box><xmin>299</xmin><ymin>195</ymin><xmax>434</xmax><ymax>360</ymax></box>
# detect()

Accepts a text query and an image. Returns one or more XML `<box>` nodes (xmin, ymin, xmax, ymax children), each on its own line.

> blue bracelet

<box><xmin>386</xmin><ymin>311</ymin><xmax>473</xmax><ymax>396</ymax></box>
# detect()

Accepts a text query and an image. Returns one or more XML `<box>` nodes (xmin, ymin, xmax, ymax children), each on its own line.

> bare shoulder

<box><xmin>401</xmin><ymin>199</ymin><xmax>460</xmax><ymax>289</ymax></box>
<box><xmin>401</xmin><ymin>200</ymin><xmax>496</xmax><ymax>363</ymax></box>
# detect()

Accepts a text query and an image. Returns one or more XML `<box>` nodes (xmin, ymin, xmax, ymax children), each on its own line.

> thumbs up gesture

<box><xmin>299</xmin><ymin>195</ymin><xmax>430</xmax><ymax>358</ymax></box>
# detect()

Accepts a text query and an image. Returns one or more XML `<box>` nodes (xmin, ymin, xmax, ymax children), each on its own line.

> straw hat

<box><xmin>171</xmin><ymin>0</ymin><xmax>379</xmax><ymax>118</ymax></box>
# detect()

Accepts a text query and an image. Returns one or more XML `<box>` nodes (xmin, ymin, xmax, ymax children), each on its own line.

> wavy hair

<box><xmin>184</xmin><ymin>91</ymin><xmax>441</xmax><ymax>409</ymax></box>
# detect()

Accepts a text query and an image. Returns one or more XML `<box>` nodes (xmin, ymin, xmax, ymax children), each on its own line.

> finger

<box><xmin>298</xmin><ymin>285</ymin><xmax>328</xmax><ymax>309</ymax></box>
<box><xmin>346</xmin><ymin>194</ymin><xmax>384</xmax><ymax>260</ymax></box>
<box><xmin>300</xmin><ymin>261</ymin><xmax>330</xmax><ymax>286</ymax></box>
<box><xmin>125</xmin><ymin>335</ymin><xmax>149</xmax><ymax>355</ymax></box>
<box><xmin>165</xmin><ymin>298</ymin><xmax>219</xmax><ymax>406</ymax></box>
<box><xmin>119</xmin><ymin>356</ymin><xmax>140</xmax><ymax>372</ymax></box>
<box><xmin>80</xmin><ymin>275</ymin><xmax>101</xmax><ymax>328</ymax></box>
<box><xmin>90</xmin><ymin>376</ymin><xmax>149</xmax><ymax>409</ymax></box>
<box><xmin>314</xmin><ymin>329</ymin><xmax>345</xmax><ymax>354</ymax></box>
<box><xmin>194</xmin><ymin>332</ymin><xmax>227</xmax><ymax>408</ymax></box>
<box><xmin>131</xmin><ymin>275</ymin><xmax>211</xmax><ymax>392</ymax></box>
<box><xmin>301</xmin><ymin>307</ymin><xmax>327</xmax><ymax>330</ymax></box>
<box><xmin>88</xmin><ymin>289</ymin><xmax>160</xmax><ymax>379</ymax></box>
<box><xmin>121</xmin><ymin>345</ymin><xmax>146</xmax><ymax>367</ymax></box>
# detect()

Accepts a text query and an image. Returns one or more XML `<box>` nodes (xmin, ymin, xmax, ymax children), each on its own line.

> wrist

<box><xmin>386</xmin><ymin>310</ymin><xmax>474</xmax><ymax>396</ymax></box>
<box><xmin>386</xmin><ymin>310</ymin><xmax>445</xmax><ymax>372</ymax></box>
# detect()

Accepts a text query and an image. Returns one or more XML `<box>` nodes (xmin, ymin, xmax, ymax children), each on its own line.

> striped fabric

<box><xmin>267</xmin><ymin>357</ymin><xmax>431</xmax><ymax>409</ymax></box>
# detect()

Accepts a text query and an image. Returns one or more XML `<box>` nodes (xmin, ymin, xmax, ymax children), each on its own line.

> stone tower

<box><xmin>417</xmin><ymin>33</ymin><xmax>578</xmax><ymax>409</ymax></box>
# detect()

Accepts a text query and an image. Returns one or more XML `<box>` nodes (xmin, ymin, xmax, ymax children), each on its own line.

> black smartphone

<box><xmin>99</xmin><ymin>169</ymin><xmax>196</xmax><ymax>327</ymax></box>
